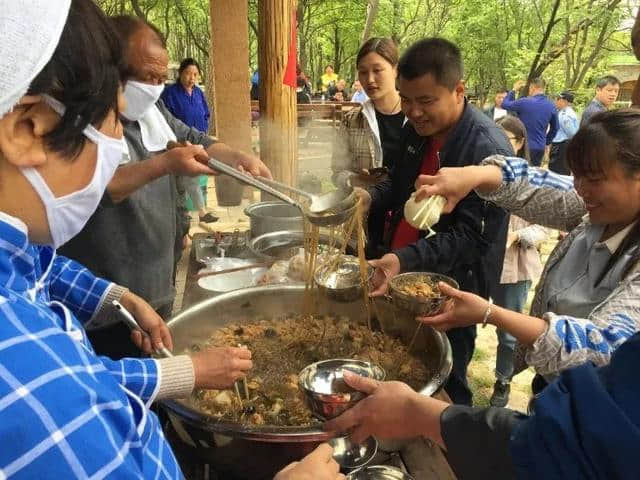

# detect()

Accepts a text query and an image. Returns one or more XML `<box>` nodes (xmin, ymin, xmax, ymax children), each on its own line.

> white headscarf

<box><xmin>0</xmin><ymin>0</ymin><xmax>72</xmax><ymax>118</ymax></box>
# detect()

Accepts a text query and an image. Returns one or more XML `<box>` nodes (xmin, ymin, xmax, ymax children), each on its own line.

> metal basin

<box><xmin>248</xmin><ymin>230</ymin><xmax>357</xmax><ymax>262</ymax></box>
<box><xmin>161</xmin><ymin>285</ymin><xmax>452</xmax><ymax>479</ymax></box>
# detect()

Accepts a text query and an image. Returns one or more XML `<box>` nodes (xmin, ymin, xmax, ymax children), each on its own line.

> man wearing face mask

<box><xmin>60</xmin><ymin>15</ymin><xmax>272</xmax><ymax>359</ymax></box>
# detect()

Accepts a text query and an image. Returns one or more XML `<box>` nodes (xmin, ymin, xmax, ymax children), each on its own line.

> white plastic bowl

<box><xmin>197</xmin><ymin>258</ymin><xmax>267</xmax><ymax>293</ymax></box>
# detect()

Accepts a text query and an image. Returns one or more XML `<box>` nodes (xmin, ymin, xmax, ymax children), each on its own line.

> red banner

<box><xmin>283</xmin><ymin>9</ymin><xmax>297</xmax><ymax>88</ymax></box>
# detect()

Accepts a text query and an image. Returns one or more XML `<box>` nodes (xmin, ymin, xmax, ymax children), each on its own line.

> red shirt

<box><xmin>391</xmin><ymin>139</ymin><xmax>441</xmax><ymax>250</ymax></box>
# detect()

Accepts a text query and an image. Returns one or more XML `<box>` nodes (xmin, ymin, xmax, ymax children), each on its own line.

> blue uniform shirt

<box><xmin>161</xmin><ymin>82</ymin><xmax>210</xmax><ymax>133</ymax></box>
<box><xmin>502</xmin><ymin>91</ymin><xmax>559</xmax><ymax>152</ymax></box>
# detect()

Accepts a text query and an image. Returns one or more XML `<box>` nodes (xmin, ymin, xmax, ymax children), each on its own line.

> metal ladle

<box><xmin>206</xmin><ymin>157</ymin><xmax>356</xmax><ymax>226</ymax></box>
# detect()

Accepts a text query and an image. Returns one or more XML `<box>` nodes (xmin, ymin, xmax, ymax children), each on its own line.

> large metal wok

<box><xmin>161</xmin><ymin>285</ymin><xmax>452</xmax><ymax>479</ymax></box>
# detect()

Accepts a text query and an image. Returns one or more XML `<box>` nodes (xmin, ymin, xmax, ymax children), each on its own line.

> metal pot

<box><xmin>160</xmin><ymin>285</ymin><xmax>452</xmax><ymax>479</ymax></box>
<box><xmin>244</xmin><ymin>201</ymin><xmax>302</xmax><ymax>238</ymax></box>
<box><xmin>248</xmin><ymin>230</ymin><xmax>358</xmax><ymax>262</ymax></box>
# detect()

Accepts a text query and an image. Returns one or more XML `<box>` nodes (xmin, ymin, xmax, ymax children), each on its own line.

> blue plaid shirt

<box><xmin>0</xmin><ymin>215</ymin><xmax>182</xmax><ymax>478</ymax></box>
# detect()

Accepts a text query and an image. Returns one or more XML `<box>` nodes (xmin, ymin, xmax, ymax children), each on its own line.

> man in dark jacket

<box><xmin>361</xmin><ymin>38</ymin><xmax>512</xmax><ymax>405</ymax></box>
<box><xmin>325</xmin><ymin>332</ymin><xmax>640</xmax><ymax>480</ymax></box>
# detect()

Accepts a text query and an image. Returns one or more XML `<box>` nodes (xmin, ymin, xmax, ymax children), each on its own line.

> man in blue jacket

<box><xmin>326</xmin><ymin>331</ymin><xmax>640</xmax><ymax>480</ymax></box>
<box><xmin>502</xmin><ymin>78</ymin><xmax>559</xmax><ymax>167</ymax></box>
<box><xmin>360</xmin><ymin>38</ymin><xmax>512</xmax><ymax>405</ymax></box>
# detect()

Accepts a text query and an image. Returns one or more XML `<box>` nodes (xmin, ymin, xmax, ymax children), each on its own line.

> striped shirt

<box><xmin>480</xmin><ymin>157</ymin><xmax>640</xmax><ymax>377</ymax></box>
<box><xmin>0</xmin><ymin>214</ymin><xmax>182</xmax><ymax>478</ymax></box>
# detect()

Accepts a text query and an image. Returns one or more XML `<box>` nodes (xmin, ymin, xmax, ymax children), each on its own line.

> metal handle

<box><xmin>255</xmin><ymin>176</ymin><xmax>312</xmax><ymax>200</ymax></box>
<box><xmin>112</xmin><ymin>300</ymin><xmax>173</xmax><ymax>358</ymax></box>
<box><xmin>207</xmin><ymin>157</ymin><xmax>302</xmax><ymax>209</ymax></box>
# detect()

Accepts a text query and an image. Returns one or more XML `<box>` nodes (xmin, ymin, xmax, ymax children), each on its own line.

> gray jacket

<box><xmin>60</xmin><ymin>101</ymin><xmax>215</xmax><ymax>324</ymax></box>
<box><xmin>480</xmin><ymin>156</ymin><xmax>640</xmax><ymax>377</ymax></box>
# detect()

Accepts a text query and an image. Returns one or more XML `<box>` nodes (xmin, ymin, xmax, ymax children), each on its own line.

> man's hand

<box><xmin>191</xmin><ymin>346</ymin><xmax>253</xmax><ymax>389</ymax></box>
<box><xmin>118</xmin><ymin>291</ymin><xmax>173</xmax><ymax>354</ymax></box>
<box><xmin>369</xmin><ymin>253</ymin><xmax>401</xmax><ymax>296</ymax></box>
<box><xmin>513</xmin><ymin>80</ymin><xmax>526</xmax><ymax>92</ymax></box>
<box><xmin>416</xmin><ymin>282</ymin><xmax>490</xmax><ymax>331</ymax></box>
<box><xmin>162</xmin><ymin>143</ymin><xmax>215</xmax><ymax>176</ymax></box>
<box><xmin>274</xmin><ymin>444</ymin><xmax>344</xmax><ymax>480</ymax></box>
<box><xmin>236</xmin><ymin>151</ymin><xmax>273</xmax><ymax>179</ymax></box>
<box><xmin>323</xmin><ymin>373</ymin><xmax>421</xmax><ymax>444</ymax></box>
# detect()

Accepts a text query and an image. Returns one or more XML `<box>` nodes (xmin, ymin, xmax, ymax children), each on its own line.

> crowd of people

<box><xmin>0</xmin><ymin>0</ymin><xmax>638</xmax><ymax>479</ymax></box>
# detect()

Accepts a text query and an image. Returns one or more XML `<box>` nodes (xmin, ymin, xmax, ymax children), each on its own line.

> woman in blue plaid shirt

<box><xmin>0</xmin><ymin>1</ymin><xmax>342</xmax><ymax>479</ymax></box>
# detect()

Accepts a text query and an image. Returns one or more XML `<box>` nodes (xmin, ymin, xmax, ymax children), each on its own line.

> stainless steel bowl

<box><xmin>330</xmin><ymin>436</ymin><xmax>377</xmax><ymax>473</ymax></box>
<box><xmin>299</xmin><ymin>359</ymin><xmax>385</xmax><ymax>420</ymax></box>
<box><xmin>389</xmin><ymin>272</ymin><xmax>459</xmax><ymax>316</ymax></box>
<box><xmin>314</xmin><ymin>255</ymin><xmax>373</xmax><ymax>302</ymax></box>
<box><xmin>248</xmin><ymin>230</ymin><xmax>357</xmax><ymax>262</ymax></box>
<box><xmin>347</xmin><ymin>465</ymin><xmax>415</xmax><ymax>479</ymax></box>
<box><xmin>160</xmin><ymin>285</ymin><xmax>452</xmax><ymax>479</ymax></box>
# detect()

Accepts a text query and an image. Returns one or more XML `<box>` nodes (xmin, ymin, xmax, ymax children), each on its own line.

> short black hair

<box><xmin>179</xmin><ymin>58</ymin><xmax>201</xmax><ymax>75</ymax></box>
<box><xmin>530</xmin><ymin>77</ymin><xmax>546</xmax><ymax>89</ymax></box>
<box><xmin>28</xmin><ymin>0</ymin><xmax>123</xmax><ymax>158</ymax></box>
<box><xmin>397</xmin><ymin>38</ymin><xmax>463</xmax><ymax>90</ymax></box>
<box><xmin>596</xmin><ymin>75</ymin><xmax>620</xmax><ymax>89</ymax></box>
<box><xmin>495</xmin><ymin>87</ymin><xmax>508</xmax><ymax>94</ymax></box>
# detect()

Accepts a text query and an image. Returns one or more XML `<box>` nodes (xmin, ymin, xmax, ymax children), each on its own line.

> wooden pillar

<box><xmin>210</xmin><ymin>0</ymin><xmax>252</xmax><ymax>205</ymax></box>
<box><xmin>258</xmin><ymin>0</ymin><xmax>298</xmax><ymax>187</ymax></box>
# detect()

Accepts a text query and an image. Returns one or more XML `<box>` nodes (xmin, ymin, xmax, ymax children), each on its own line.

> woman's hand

<box><xmin>191</xmin><ymin>346</ymin><xmax>253</xmax><ymax>389</ymax></box>
<box><xmin>118</xmin><ymin>291</ymin><xmax>173</xmax><ymax>354</ymax></box>
<box><xmin>414</xmin><ymin>165</ymin><xmax>503</xmax><ymax>214</ymax></box>
<box><xmin>369</xmin><ymin>253</ymin><xmax>401</xmax><ymax>296</ymax></box>
<box><xmin>416</xmin><ymin>282</ymin><xmax>490</xmax><ymax>331</ymax></box>
<box><xmin>274</xmin><ymin>444</ymin><xmax>344</xmax><ymax>480</ymax></box>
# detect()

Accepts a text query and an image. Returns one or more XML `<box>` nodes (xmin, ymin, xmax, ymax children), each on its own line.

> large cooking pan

<box><xmin>161</xmin><ymin>285</ymin><xmax>452</xmax><ymax>479</ymax></box>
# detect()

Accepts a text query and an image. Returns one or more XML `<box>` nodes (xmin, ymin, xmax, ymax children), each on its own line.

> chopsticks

<box><xmin>194</xmin><ymin>263</ymin><xmax>271</xmax><ymax>280</ymax></box>
<box><xmin>234</xmin><ymin>343</ymin><xmax>251</xmax><ymax>408</ymax></box>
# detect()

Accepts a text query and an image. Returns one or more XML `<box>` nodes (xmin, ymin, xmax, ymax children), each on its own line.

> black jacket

<box><xmin>368</xmin><ymin>101</ymin><xmax>512</xmax><ymax>298</ymax></box>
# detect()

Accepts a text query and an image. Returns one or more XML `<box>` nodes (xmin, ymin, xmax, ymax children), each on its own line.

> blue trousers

<box><xmin>491</xmin><ymin>280</ymin><xmax>531</xmax><ymax>382</ymax></box>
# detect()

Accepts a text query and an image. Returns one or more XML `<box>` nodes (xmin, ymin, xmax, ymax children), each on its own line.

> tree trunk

<box><xmin>526</xmin><ymin>0</ymin><xmax>561</xmax><ymax>83</ymax></box>
<box><xmin>361</xmin><ymin>0</ymin><xmax>380</xmax><ymax>44</ymax></box>
<box><xmin>130</xmin><ymin>0</ymin><xmax>146</xmax><ymax>19</ymax></box>
<box><xmin>258</xmin><ymin>0</ymin><xmax>298</xmax><ymax>189</ymax></box>
<box><xmin>210</xmin><ymin>0</ymin><xmax>252</xmax><ymax>205</ymax></box>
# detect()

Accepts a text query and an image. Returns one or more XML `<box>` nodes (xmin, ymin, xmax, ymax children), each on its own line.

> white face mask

<box><xmin>21</xmin><ymin>94</ymin><xmax>125</xmax><ymax>248</ymax></box>
<box><xmin>121</xmin><ymin>80</ymin><xmax>165</xmax><ymax>121</ymax></box>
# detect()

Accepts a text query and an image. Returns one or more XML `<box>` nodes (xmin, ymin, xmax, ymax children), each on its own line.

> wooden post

<box><xmin>258</xmin><ymin>0</ymin><xmax>298</xmax><ymax>187</ymax></box>
<box><xmin>210</xmin><ymin>0</ymin><xmax>252</xmax><ymax>205</ymax></box>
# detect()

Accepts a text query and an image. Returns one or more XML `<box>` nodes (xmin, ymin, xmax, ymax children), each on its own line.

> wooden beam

<box><xmin>258</xmin><ymin>0</ymin><xmax>298</xmax><ymax>188</ymax></box>
<box><xmin>210</xmin><ymin>0</ymin><xmax>252</xmax><ymax>205</ymax></box>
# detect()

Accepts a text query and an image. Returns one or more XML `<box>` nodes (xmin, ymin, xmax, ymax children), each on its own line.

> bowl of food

<box><xmin>314</xmin><ymin>255</ymin><xmax>374</xmax><ymax>302</ymax></box>
<box><xmin>298</xmin><ymin>359</ymin><xmax>385</xmax><ymax>420</ymax></box>
<box><xmin>388</xmin><ymin>272</ymin><xmax>459</xmax><ymax>316</ymax></box>
<box><xmin>330</xmin><ymin>436</ymin><xmax>378</xmax><ymax>473</ymax></box>
<box><xmin>347</xmin><ymin>465</ymin><xmax>415</xmax><ymax>479</ymax></box>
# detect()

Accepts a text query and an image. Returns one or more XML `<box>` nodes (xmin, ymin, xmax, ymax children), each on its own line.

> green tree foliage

<box><xmin>96</xmin><ymin>0</ymin><xmax>634</xmax><ymax>106</ymax></box>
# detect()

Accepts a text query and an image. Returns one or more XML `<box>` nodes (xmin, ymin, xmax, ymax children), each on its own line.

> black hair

<box><xmin>110</xmin><ymin>15</ymin><xmax>166</xmax><ymax>80</ymax></box>
<box><xmin>357</xmin><ymin>37</ymin><xmax>399</xmax><ymax>67</ymax></box>
<box><xmin>530</xmin><ymin>77</ymin><xmax>546</xmax><ymax>89</ymax></box>
<box><xmin>596</xmin><ymin>75</ymin><xmax>620</xmax><ymax>89</ymax></box>
<box><xmin>397</xmin><ymin>38</ymin><xmax>463</xmax><ymax>90</ymax></box>
<box><xmin>566</xmin><ymin>109</ymin><xmax>640</xmax><ymax>285</ymax></box>
<box><xmin>27</xmin><ymin>0</ymin><xmax>123</xmax><ymax>158</ymax></box>
<box><xmin>495</xmin><ymin>87</ymin><xmax>508</xmax><ymax>95</ymax></box>
<box><xmin>497</xmin><ymin>116</ymin><xmax>531</xmax><ymax>163</ymax></box>
<box><xmin>179</xmin><ymin>58</ymin><xmax>201</xmax><ymax>75</ymax></box>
